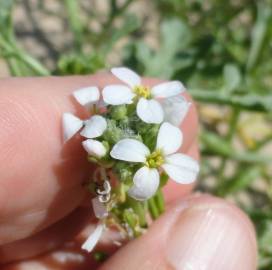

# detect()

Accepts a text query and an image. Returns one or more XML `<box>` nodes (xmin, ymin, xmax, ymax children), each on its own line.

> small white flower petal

<box><xmin>82</xmin><ymin>139</ymin><xmax>106</xmax><ymax>158</ymax></box>
<box><xmin>62</xmin><ymin>113</ymin><xmax>83</xmax><ymax>142</ymax></box>
<box><xmin>128</xmin><ymin>166</ymin><xmax>160</xmax><ymax>201</ymax></box>
<box><xmin>92</xmin><ymin>197</ymin><xmax>108</xmax><ymax>219</ymax></box>
<box><xmin>156</xmin><ymin>122</ymin><xmax>183</xmax><ymax>155</ymax></box>
<box><xmin>81</xmin><ymin>222</ymin><xmax>104</xmax><ymax>252</ymax></box>
<box><xmin>80</xmin><ymin>115</ymin><xmax>107</xmax><ymax>138</ymax></box>
<box><xmin>102</xmin><ymin>85</ymin><xmax>135</xmax><ymax>105</ymax></box>
<box><xmin>162</xmin><ymin>153</ymin><xmax>199</xmax><ymax>184</ymax></box>
<box><xmin>111</xmin><ymin>67</ymin><xmax>141</xmax><ymax>88</ymax></box>
<box><xmin>110</xmin><ymin>139</ymin><xmax>150</xmax><ymax>162</ymax></box>
<box><xmin>151</xmin><ymin>81</ymin><xmax>185</xmax><ymax>98</ymax></box>
<box><xmin>136</xmin><ymin>98</ymin><xmax>164</xmax><ymax>124</ymax></box>
<box><xmin>73</xmin><ymin>86</ymin><xmax>100</xmax><ymax>108</ymax></box>
<box><xmin>161</xmin><ymin>95</ymin><xmax>191</xmax><ymax>126</ymax></box>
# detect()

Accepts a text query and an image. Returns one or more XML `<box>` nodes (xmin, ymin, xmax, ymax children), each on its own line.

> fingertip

<box><xmin>99</xmin><ymin>194</ymin><xmax>257</xmax><ymax>270</ymax></box>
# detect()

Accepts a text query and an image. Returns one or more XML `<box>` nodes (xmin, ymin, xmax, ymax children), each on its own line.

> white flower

<box><xmin>80</xmin><ymin>115</ymin><xmax>107</xmax><ymax>138</ymax></box>
<box><xmin>62</xmin><ymin>112</ymin><xmax>84</xmax><ymax>142</ymax></box>
<box><xmin>102</xmin><ymin>67</ymin><xmax>185</xmax><ymax>124</ymax></box>
<box><xmin>62</xmin><ymin>113</ymin><xmax>107</xmax><ymax>150</ymax></box>
<box><xmin>80</xmin><ymin>115</ymin><xmax>107</xmax><ymax>157</ymax></box>
<box><xmin>62</xmin><ymin>87</ymin><xmax>107</xmax><ymax>143</ymax></box>
<box><xmin>62</xmin><ymin>113</ymin><xmax>107</xmax><ymax>157</ymax></box>
<box><xmin>82</xmin><ymin>221</ymin><xmax>105</xmax><ymax>253</ymax></box>
<box><xmin>82</xmin><ymin>139</ymin><xmax>106</xmax><ymax>158</ymax></box>
<box><xmin>161</xmin><ymin>95</ymin><xmax>191</xmax><ymax>126</ymax></box>
<box><xmin>73</xmin><ymin>86</ymin><xmax>100</xmax><ymax>109</ymax></box>
<box><xmin>110</xmin><ymin>122</ymin><xmax>199</xmax><ymax>201</ymax></box>
<box><xmin>81</xmin><ymin>197</ymin><xmax>108</xmax><ymax>252</ymax></box>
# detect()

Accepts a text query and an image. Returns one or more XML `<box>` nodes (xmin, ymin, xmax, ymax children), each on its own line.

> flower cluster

<box><xmin>62</xmin><ymin>67</ymin><xmax>199</xmax><ymax>253</ymax></box>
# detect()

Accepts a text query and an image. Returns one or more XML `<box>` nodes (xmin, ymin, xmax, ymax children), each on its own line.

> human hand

<box><xmin>0</xmin><ymin>74</ymin><xmax>257</xmax><ymax>269</ymax></box>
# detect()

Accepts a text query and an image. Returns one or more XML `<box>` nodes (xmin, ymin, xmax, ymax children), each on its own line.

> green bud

<box><xmin>93</xmin><ymin>251</ymin><xmax>108</xmax><ymax>262</ymax></box>
<box><xmin>102</xmin><ymin>140</ymin><xmax>110</xmax><ymax>153</ymax></box>
<box><xmin>103</xmin><ymin>119</ymin><xmax>123</xmax><ymax>144</ymax></box>
<box><xmin>123</xmin><ymin>208</ymin><xmax>138</xmax><ymax>229</ymax></box>
<box><xmin>115</xmin><ymin>182</ymin><xmax>127</xmax><ymax>203</ymax></box>
<box><xmin>114</xmin><ymin>161</ymin><xmax>134</xmax><ymax>182</ymax></box>
<box><xmin>141</xmin><ymin>124</ymin><xmax>160</xmax><ymax>150</ymax></box>
<box><xmin>120</xmin><ymin>116</ymin><xmax>129</xmax><ymax>125</ymax></box>
<box><xmin>110</xmin><ymin>105</ymin><xmax>127</xmax><ymax>120</ymax></box>
<box><xmin>159</xmin><ymin>172</ymin><xmax>169</xmax><ymax>187</ymax></box>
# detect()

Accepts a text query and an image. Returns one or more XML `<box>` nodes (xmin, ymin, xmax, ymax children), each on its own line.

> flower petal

<box><xmin>73</xmin><ymin>86</ymin><xmax>100</xmax><ymax>108</ymax></box>
<box><xmin>136</xmin><ymin>98</ymin><xmax>164</xmax><ymax>124</ymax></box>
<box><xmin>81</xmin><ymin>222</ymin><xmax>104</xmax><ymax>252</ymax></box>
<box><xmin>161</xmin><ymin>95</ymin><xmax>191</xmax><ymax>126</ymax></box>
<box><xmin>62</xmin><ymin>113</ymin><xmax>83</xmax><ymax>142</ymax></box>
<box><xmin>110</xmin><ymin>139</ymin><xmax>150</xmax><ymax>162</ymax></box>
<box><xmin>151</xmin><ymin>81</ymin><xmax>185</xmax><ymax>98</ymax></box>
<box><xmin>162</xmin><ymin>153</ymin><xmax>199</xmax><ymax>184</ymax></box>
<box><xmin>80</xmin><ymin>115</ymin><xmax>107</xmax><ymax>138</ymax></box>
<box><xmin>156</xmin><ymin>122</ymin><xmax>183</xmax><ymax>155</ymax></box>
<box><xmin>82</xmin><ymin>139</ymin><xmax>106</xmax><ymax>158</ymax></box>
<box><xmin>92</xmin><ymin>197</ymin><xmax>108</xmax><ymax>219</ymax></box>
<box><xmin>102</xmin><ymin>85</ymin><xmax>135</xmax><ymax>105</ymax></box>
<box><xmin>128</xmin><ymin>166</ymin><xmax>160</xmax><ymax>201</ymax></box>
<box><xmin>111</xmin><ymin>67</ymin><xmax>141</xmax><ymax>88</ymax></box>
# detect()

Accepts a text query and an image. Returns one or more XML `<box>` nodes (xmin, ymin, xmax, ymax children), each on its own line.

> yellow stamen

<box><xmin>133</xmin><ymin>85</ymin><xmax>151</xmax><ymax>99</ymax></box>
<box><xmin>146</xmin><ymin>149</ymin><xmax>164</xmax><ymax>168</ymax></box>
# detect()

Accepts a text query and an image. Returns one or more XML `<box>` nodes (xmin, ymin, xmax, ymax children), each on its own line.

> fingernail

<box><xmin>166</xmin><ymin>201</ymin><xmax>256</xmax><ymax>270</ymax></box>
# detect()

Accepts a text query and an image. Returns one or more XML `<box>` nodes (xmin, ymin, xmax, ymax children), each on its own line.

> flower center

<box><xmin>133</xmin><ymin>85</ymin><xmax>151</xmax><ymax>99</ymax></box>
<box><xmin>146</xmin><ymin>149</ymin><xmax>164</xmax><ymax>168</ymax></box>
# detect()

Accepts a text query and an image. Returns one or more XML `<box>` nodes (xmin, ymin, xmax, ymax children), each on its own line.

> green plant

<box><xmin>0</xmin><ymin>0</ymin><xmax>271</xmax><ymax>268</ymax></box>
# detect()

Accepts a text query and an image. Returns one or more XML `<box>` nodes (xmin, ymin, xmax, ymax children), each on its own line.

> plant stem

<box><xmin>201</xmin><ymin>131</ymin><xmax>272</xmax><ymax>164</ymax></box>
<box><xmin>148</xmin><ymin>197</ymin><xmax>160</xmax><ymax>220</ymax></box>
<box><xmin>133</xmin><ymin>201</ymin><xmax>147</xmax><ymax>227</ymax></box>
<box><xmin>64</xmin><ymin>0</ymin><xmax>84</xmax><ymax>51</ymax></box>
<box><xmin>190</xmin><ymin>89</ymin><xmax>272</xmax><ymax>113</ymax></box>
<box><xmin>16</xmin><ymin>51</ymin><xmax>50</xmax><ymax>76</ymax></box>
<box><xmin>154</xmin><ymin>189</ymin><xmax>165</xmax><ymax>214</ymax></box>
<box><xmin>217</xmin><ymin>108</ymin><xmax>240</xmax><ymax>182</ymax></box>
<box><xmin>246</xmin><ymin>3</ymin><xmax>272</xmax><ymax>71</ymax></box>
<box><xmin>106</xmin><ymin>0</ymin><xmax>134</xmax><ymax>27</ymax></box>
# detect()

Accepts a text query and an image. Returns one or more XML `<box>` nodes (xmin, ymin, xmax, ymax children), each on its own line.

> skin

<box><xmin>0</xmin><ymin>74</ymin><xmax>257</xmax><ymax>269</ymax></box>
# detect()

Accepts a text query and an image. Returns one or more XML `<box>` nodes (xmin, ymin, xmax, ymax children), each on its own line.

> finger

<box><xmin>3</xmin><ymin>194</ymin><xmax>257</xmax><ymax>270</ymax></box>
<box><xmin>98</xmin><ymin>194</ymin><xmax>257</xmax><ymax>270</ymax></box>
<box><xmin>0</xmin><ymin>76</ymin><xmax>91</xmax><ymax>244</ymax></box>
<box><xmin>0</xmin><ymin>139</ymin><xmax>199</xmax><ymax>265</ymax></box>
<box><xmin>0</xmin><ymin>206</ymin><xmax>93</xmax><ymax>264</ymax></box>
<box><xmin>0</xmin><ymin>74</ymin><xmax>197</xmax><ymax>245</ymax></box>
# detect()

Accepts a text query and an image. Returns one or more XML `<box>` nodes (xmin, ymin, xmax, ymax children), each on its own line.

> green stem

<box><xmin>190</xmin><ymin>89</ymin><xmax>272</xmax><ymax>113</ymax></box>
<box><xmin>15</xmin><ymin>51</ymin><xmax>50</xmax><ymax>76</ymax></box>
<box><xmin>64</xmin><ymin>0</ymin><xmax>84</xmax><ymax>51</ymax></box>
<box><xmin>154</xmin><ymin>189</ymin><xmax>165</xmax><ymax>214</ymax></box>
<box><xmin>0</xmin><ymin>1</ymin><xmax>50</xmax><ymax>76</ymax></box>
<box><xmin>105</xmin><ymin>0</ymin><xmax>134</xmax><ymax>27</ymax></box>
<box><xmin>148</xmin><ymin>197</ymin><xmax>160</xmax><ymax>220</ymax></box>
<box><xmin>246</xmin><ymin>3</ymin><xmax>272</xmax><ymax>71</ymax></box>
<box><xmin>127</xmin><ymin>197</ymin><xmax>147</xmax><ymax>227</ymax></box>
<box><xmin>96</xmin><ymin>0</ymin><xmax>134</xmax><ymax>48</ymax></box>
<box><xmin>217</xmin><ymin>108</ymin><xmax>240</xmax><ymax>182</ymax></box>
<box><xmin>201</xmin><ymin>131</ymin><xmax>272</xmax><ymax>164</ymax></box>
<box><xmin>133</xmin><ymin>201</ymin><xmax>147</xmax><ymax>227</ymax></box>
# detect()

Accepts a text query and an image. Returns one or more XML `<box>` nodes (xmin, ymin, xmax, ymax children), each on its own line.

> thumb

<box><xmin>99</xmin><ymin>194</ymin><xmax>257</xmax><ymax>270</ymax></box>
